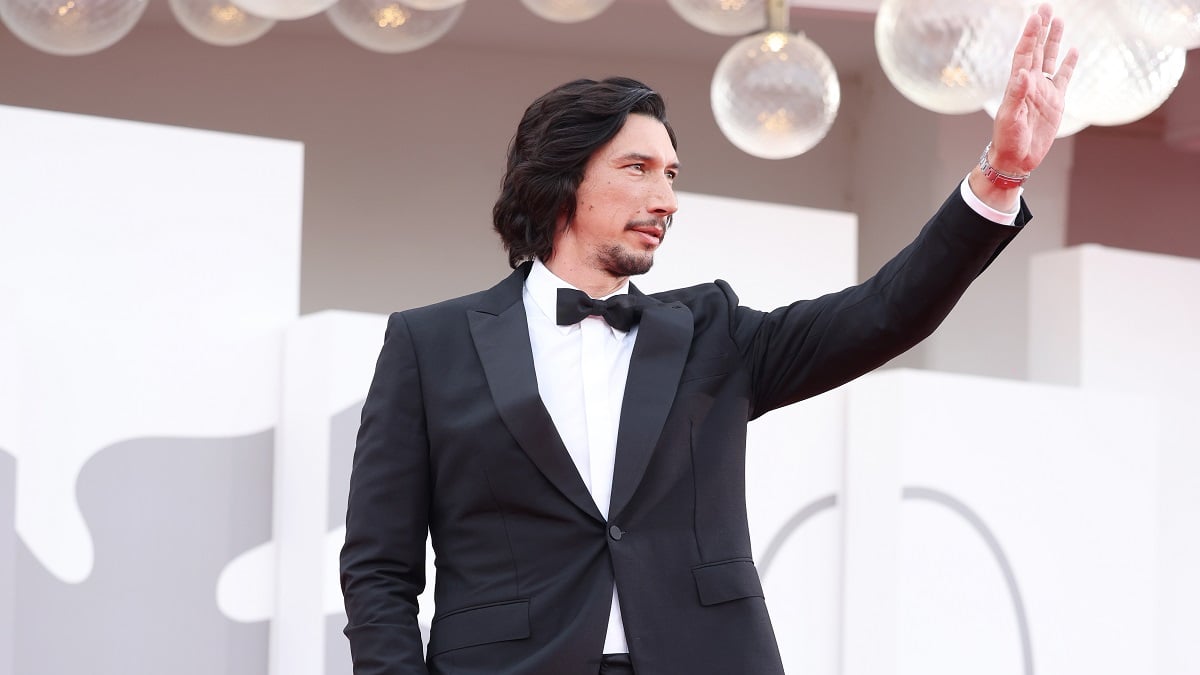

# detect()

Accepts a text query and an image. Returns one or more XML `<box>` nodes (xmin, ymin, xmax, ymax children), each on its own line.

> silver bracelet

<box><xmin>978</xmin><ymin>142</ymin><xmax>1030</xmax><ymax>189</ymax></box>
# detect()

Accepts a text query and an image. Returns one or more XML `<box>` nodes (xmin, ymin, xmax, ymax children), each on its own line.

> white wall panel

<box><xmin>0</xmin><ymin>104</ymin><xmax>302</xmax><ymax>674</ymax></box>
<box><xmin>844</xmin><ymin>370</ymin><xmax>1159</xmax><ymax>675</ymax></box>
<box><xmin>1030</xmin><ymin>245</ymin><xmax>1200</xmax><ymax>397</ymax></box>
<box><xmin>1030</xmin><ymin>245</ymin><xmax>1200</xmax><ymax>675</ymax></box>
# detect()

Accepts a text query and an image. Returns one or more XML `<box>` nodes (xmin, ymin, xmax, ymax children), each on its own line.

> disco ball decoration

<box><xmin>875</xmin><ymin>0</ymin><xmax>1027</xmax><ymax>115</ymax></box>
<box><xmin>169</xmin><ymin>0</ymin><xmax>274</xmax><ymax>46</ymax></box>
<box><xmin>402</xmin><ymin>0</ymin><xmax>462</xmax><ymax>9</ymax></box>
<box><xmin>0</xmin><ymin>0</ymin><xmax>149</xmax><ymax>55</ymax></box>
<box><xmin>1118</xmin><ymin>0</ymin><xmax>1200</xmax><ymax>50</ymax></box>
<box><xmin>231</xmin><ymin>0</ymin><xmax>334</xmax><ymax>21</ymax></box>
<box><xmin>711</xmin><ymin>31</ymin><xmax>840</xmax><ymax>159</ymax></box>
<box><xmin>667</xmin><ymin>0</ymin><xmax>765</xmax><ymax>36</ymax></box>
<box><xmin>1053</xmin><ymin>0</ymin><xmax>1186</xmax><ymax>127</ymax></box>
<box><xmin>327</xmin><ymin>0</ymin><xmax>463</xmax><ymax>53</ymax></box>
<box><xmin>520</xmin><ymin>0</ymin><xmax>613</xmax><ymax>24</ymax></box>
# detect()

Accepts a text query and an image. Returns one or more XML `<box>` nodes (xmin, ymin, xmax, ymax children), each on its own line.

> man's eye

<box><xmin>665</xmin><ymin>170</ymin><xmax>678</xmax><ymax>180</ymax></box>
<box><xmin>628</xmin><ymin>163</ymin><xmax>644</xmax><ymax>172</ymax></box>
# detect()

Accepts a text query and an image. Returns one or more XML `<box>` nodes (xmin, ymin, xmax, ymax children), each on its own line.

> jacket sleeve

<box><xmin>730</xmin><ymin>186</ymin><xmax>1029</xmax><ymax>419</ymax></box>
<box><xmin>340</xmin><ymin>312</ymin><xmax>431</xmax><ymax>674</ymax></box>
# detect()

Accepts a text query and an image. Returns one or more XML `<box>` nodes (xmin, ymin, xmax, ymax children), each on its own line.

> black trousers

<box><xmin>599</xmin><ymin>653</ymin><xmax>634</xmax><ymax>674</ymax></box>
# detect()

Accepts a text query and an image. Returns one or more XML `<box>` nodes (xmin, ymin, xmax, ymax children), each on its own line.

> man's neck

<box><xmin>542</xmin><ymin>257</ymin><xmax>628</xmax><ymax>298</ymax></box>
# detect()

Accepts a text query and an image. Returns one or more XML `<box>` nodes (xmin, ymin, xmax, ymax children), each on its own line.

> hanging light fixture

<box><xmin>169</xmin><ymin>0</ymin><xmax>274</xmax><ymax>46</ymax></box>
<box><xmin>710</xmin><ymin>0</ymin><xmax>840</xmax><ymax>159</ymax></box>
<box><xmin>230</xmin><ymin>0</ymin><xmax>334</xmax><ymax>22</ymax></box>
<box><xmin>1050</xmin><ymin>0</ymin><xmax>1186</xmax><ymax>128</ymax></box>
<box><xmin>667</xmin><ymin>0</ymin><xmax>765</xmax><ymax>37</ymax></box>
<box><xmin>1119</xmin><ymin>0</ymin><xmax>1200</xmax><ymax>50</ymax></box>
<box><xmin>874</xmin><ymin>0</ymin><xmax>1025</xmax><ymax>115</ymax></box>
<box><xmin>401</xmin><ymin>0</ymin><xmax>462</xmax><ymax>9</ymax></box>
<box><xmin>327</xmin><ymin>0</ymin><xmax>463</xmax><ymax>53</ymax></box>
<box><xmin>0</xmin><ymin>0</ymin><xmax>149</xmax><ymax>55</ymax></box>
<box><xmin>520</xmin><ymin>0</ymin><xmax>612</xmax><ymax>24</ymax></box>
<box><xmin>876</xmin><ymin>0</ymin><xmax>1190</xmax><ymax>134</ymax></box>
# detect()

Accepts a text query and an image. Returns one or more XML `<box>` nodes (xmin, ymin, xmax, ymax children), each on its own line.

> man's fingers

<box><xmin>1010</xmin><ymin>11</ymin><xmax>1043</xmax><ymax>81</ymax></box>
<box><xmin>1042</xmin><ymin>15</ymin><xmax>1065</xmax><ymax>76</ymax></box>
<box><xmin>1051</xmin><ymin>46</ymin><xmax>1079</xmax><ymax>91</ymax></box>
<box><xmin>1030</xmin><ymin>5</ymin><xmax>1052</xmax><ymax>75</ymax></box>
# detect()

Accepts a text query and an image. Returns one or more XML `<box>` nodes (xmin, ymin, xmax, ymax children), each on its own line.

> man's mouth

<box><xmin>627</xmin><ymin>220</ymin><xmax>665</xmax><ymax>246</ymax></box>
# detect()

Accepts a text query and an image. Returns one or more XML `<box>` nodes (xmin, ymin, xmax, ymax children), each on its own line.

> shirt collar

<box><xmin>526</xmin><ymin>258</ymin><xmax>631</xmax><ymax>336</ymax></box>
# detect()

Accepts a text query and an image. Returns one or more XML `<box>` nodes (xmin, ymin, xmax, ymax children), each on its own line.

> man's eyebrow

<box><xmin>614</xmin><ymin>152</ymin><xmax>681</xmax><ymax>170</ymax></box>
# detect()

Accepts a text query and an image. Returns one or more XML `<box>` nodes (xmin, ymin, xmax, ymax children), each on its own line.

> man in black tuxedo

<box><xmin>341</xmin><ymin>6</ymin><xmax>1077</xmax><ymax>674</ymax></box>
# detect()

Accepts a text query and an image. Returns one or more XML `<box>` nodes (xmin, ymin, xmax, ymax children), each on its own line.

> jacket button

<box><xmin>609</xmin><ymin>525</ymin><xmax>624</xmax><ymax>541</ymax></box>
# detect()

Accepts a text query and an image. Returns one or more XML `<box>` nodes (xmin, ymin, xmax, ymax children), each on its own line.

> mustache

<box><xmin>625</xmin><ymin>217</ymin><xmax>671</xmax><ymax>232</ymax></box>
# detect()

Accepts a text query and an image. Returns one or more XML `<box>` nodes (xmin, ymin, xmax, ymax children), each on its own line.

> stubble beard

<box><xmin>594</xmin><ymin>243</ymin><xmax>654</xmax><ymax>278</ymax></box>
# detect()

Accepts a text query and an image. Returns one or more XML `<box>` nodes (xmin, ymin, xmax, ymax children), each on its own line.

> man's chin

<box><xmin>610</xmin><ymin>255</ymin><xmax>654</xmax><ymax>277</ymax></box>
<box><xmin>595</xmin><ymin>244</ymin><xmax>655</xmax><ymax>278</ymax></box>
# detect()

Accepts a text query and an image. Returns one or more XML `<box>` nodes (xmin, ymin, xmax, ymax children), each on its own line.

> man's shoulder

<box><xmin>397</xmin><ymin>287</ymin><xmax>491</xmax><ymax>318</ymax></box>
<box><xmin>646</xmin><ymin>279</ymin><xmax>739</xmax><ymax>312</ymax></box>
<box><xmin>391</xmin><ymin>266</ymin><xmax>526</xmax><ymax>324</ymax></box>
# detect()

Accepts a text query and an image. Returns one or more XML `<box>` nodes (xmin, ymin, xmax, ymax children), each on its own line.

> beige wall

<box><xmin>1069</xmin><ymin>132</ymin><xmax>1200</xmax><ymax>259</ymax></box>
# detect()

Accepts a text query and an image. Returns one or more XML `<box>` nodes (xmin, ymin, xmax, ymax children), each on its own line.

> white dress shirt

<box><xmin>523</xmin><ymin>258</ymin><xmax>635</xmax><ymax>654</ymax></box>
<box><xmin>960</xmin><ymin>176</ymin><xmax>1021</xmax><ymax>225</ymax></box>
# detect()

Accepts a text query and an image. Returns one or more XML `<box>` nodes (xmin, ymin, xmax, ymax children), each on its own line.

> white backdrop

<box><xmin>0</xmin><ymin>105</ymin><xmax>302</xmax><ymax>675</ymax></box>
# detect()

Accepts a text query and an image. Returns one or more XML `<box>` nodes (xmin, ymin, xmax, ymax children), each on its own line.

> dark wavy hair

<box><xmin>492</xmin><ymin>77</ymin><xmax>677</xmax><ymax>268</ymax></box>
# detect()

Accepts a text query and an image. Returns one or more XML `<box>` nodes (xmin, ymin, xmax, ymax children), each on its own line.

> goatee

<box><xmin>595</xmin><ymin>244</ymin><xmax>654</xmax><ymax>277</ymax></box>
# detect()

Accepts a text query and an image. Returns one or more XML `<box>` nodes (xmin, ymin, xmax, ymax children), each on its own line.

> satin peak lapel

<box><xmin>468</xmin><ymin>273</ymin><xmax>604</xmax><ymax>524</ymax></box>
<box><xmin>608</xmin><ymin>297</ymin><xmax>693</xmax><ymax>520</ymax></box>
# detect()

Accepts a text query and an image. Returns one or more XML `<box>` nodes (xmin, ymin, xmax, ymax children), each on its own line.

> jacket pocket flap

<box><xmin>692</xmin><ymin>559</ymin><xmax>764</xmax><ymax>606</ymax></box>
<box><xmin>428</xmin><ymin>599</ymin><xmax>531</xmax><ymax>655</ymax></box>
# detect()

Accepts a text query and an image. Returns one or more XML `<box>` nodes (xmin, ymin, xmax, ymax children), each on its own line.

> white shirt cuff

<box><xmin>960</xmin><ymin>176</ymin><xmax>1021</xmax><ymax>226</ymax></box>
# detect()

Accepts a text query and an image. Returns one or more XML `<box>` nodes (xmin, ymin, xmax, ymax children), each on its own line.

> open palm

<box><xmin>990</xmin><ymin>4</ymin><xmax>1080</xmax><ymax>177</ymax></box>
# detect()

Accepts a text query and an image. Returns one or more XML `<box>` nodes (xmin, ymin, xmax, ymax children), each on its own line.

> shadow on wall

<box><xmin>8</xmin><ymin>434</ymin><xmax>273</xmax><ymax>675</ymax></box>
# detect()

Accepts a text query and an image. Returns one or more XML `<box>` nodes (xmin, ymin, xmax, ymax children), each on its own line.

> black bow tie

<box><xmin>556</xmin><ymin>288</ymin><xmax>646</xmax><ymax>332</ymax></box>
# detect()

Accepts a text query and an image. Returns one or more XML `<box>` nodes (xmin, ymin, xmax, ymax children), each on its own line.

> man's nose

<box><xmin>649</xmin><ymin>176</ymin><xmax>678</xmax><ymax>217</ymax></box>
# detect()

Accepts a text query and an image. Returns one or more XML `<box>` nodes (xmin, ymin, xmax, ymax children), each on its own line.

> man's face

<box><xmin>553</xmin><ymin>113</ymin><xmax>679</xmax><ymax>279</ymax></box>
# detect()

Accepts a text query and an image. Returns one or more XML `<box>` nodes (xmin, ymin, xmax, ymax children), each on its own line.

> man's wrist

<box><xmin>968</xmin><ymin>141</ymin><xmax>1026</xmax><ymax>214</ymax></box>
<box><xmin>966</xmin><ymin>166</ymin><xmax>1021</xmax><ymax>217</ymax></box>
<box><xmin>961</xmin><ymin>175</ymin><xmax>1020</xmax><ymax>226</ymax></box>
<box><xmin>978</xmin><ymin>141</ymin><xmax>1030</xmax><ymax>189</ymax></box>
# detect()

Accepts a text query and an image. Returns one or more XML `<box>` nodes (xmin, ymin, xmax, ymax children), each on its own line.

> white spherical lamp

<box><xmin>875</xmin><ymin>0</ymin><xmax>1027</xmax><ymax>115</ymax></box>
<box><xmin>1054</xmin><ymin>0</ymin><xmax>1186</xmax><ymax>127</ymax></box>
<box><xmin>327</xmin><ymin>0</ymin><xmax>463</xmax><ymax>53</ymax></box>
<box><xmin>402</xmin><ymin>0</ymin><xmax>462</xmax><ymax>9</ymax></box>
<box><xmin>520</xmin><ymin>0</ymin><xmax>613</xmax><ymax>24</ymax></box>
<box><xmin>231</xmin><ymin>0</ymin><xmax>334</xmax><ymax>22</ymax></box>
<box><xmin>1119</xmin><ymin>0</ymin><xmax>1200</xmax><ymax>50</ymax></box>
<box><xmin>0</xmin><ymin>0</ymin><xmax>149</xmax><ymax>55</ymax></box>
<box><xmin>667</xmin><ymin>0</ymin><xmax>765</xmax><ymax>36</ymax></box>
<box><xmin>169</xmin><ymin>0</ymin><xmax>273</xmax><ymax>46</ymax></box>
<box><xmin>711</xmin><ymin>30</ymin><xmax>840</xmax><ymax>159</ymax></box>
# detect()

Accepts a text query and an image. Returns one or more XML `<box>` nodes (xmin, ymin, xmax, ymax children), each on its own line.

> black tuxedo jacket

<box><xmin>341</xmin><ymin>188</ymin><xmax>1029</xmax><ymax>675</ymax></box>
